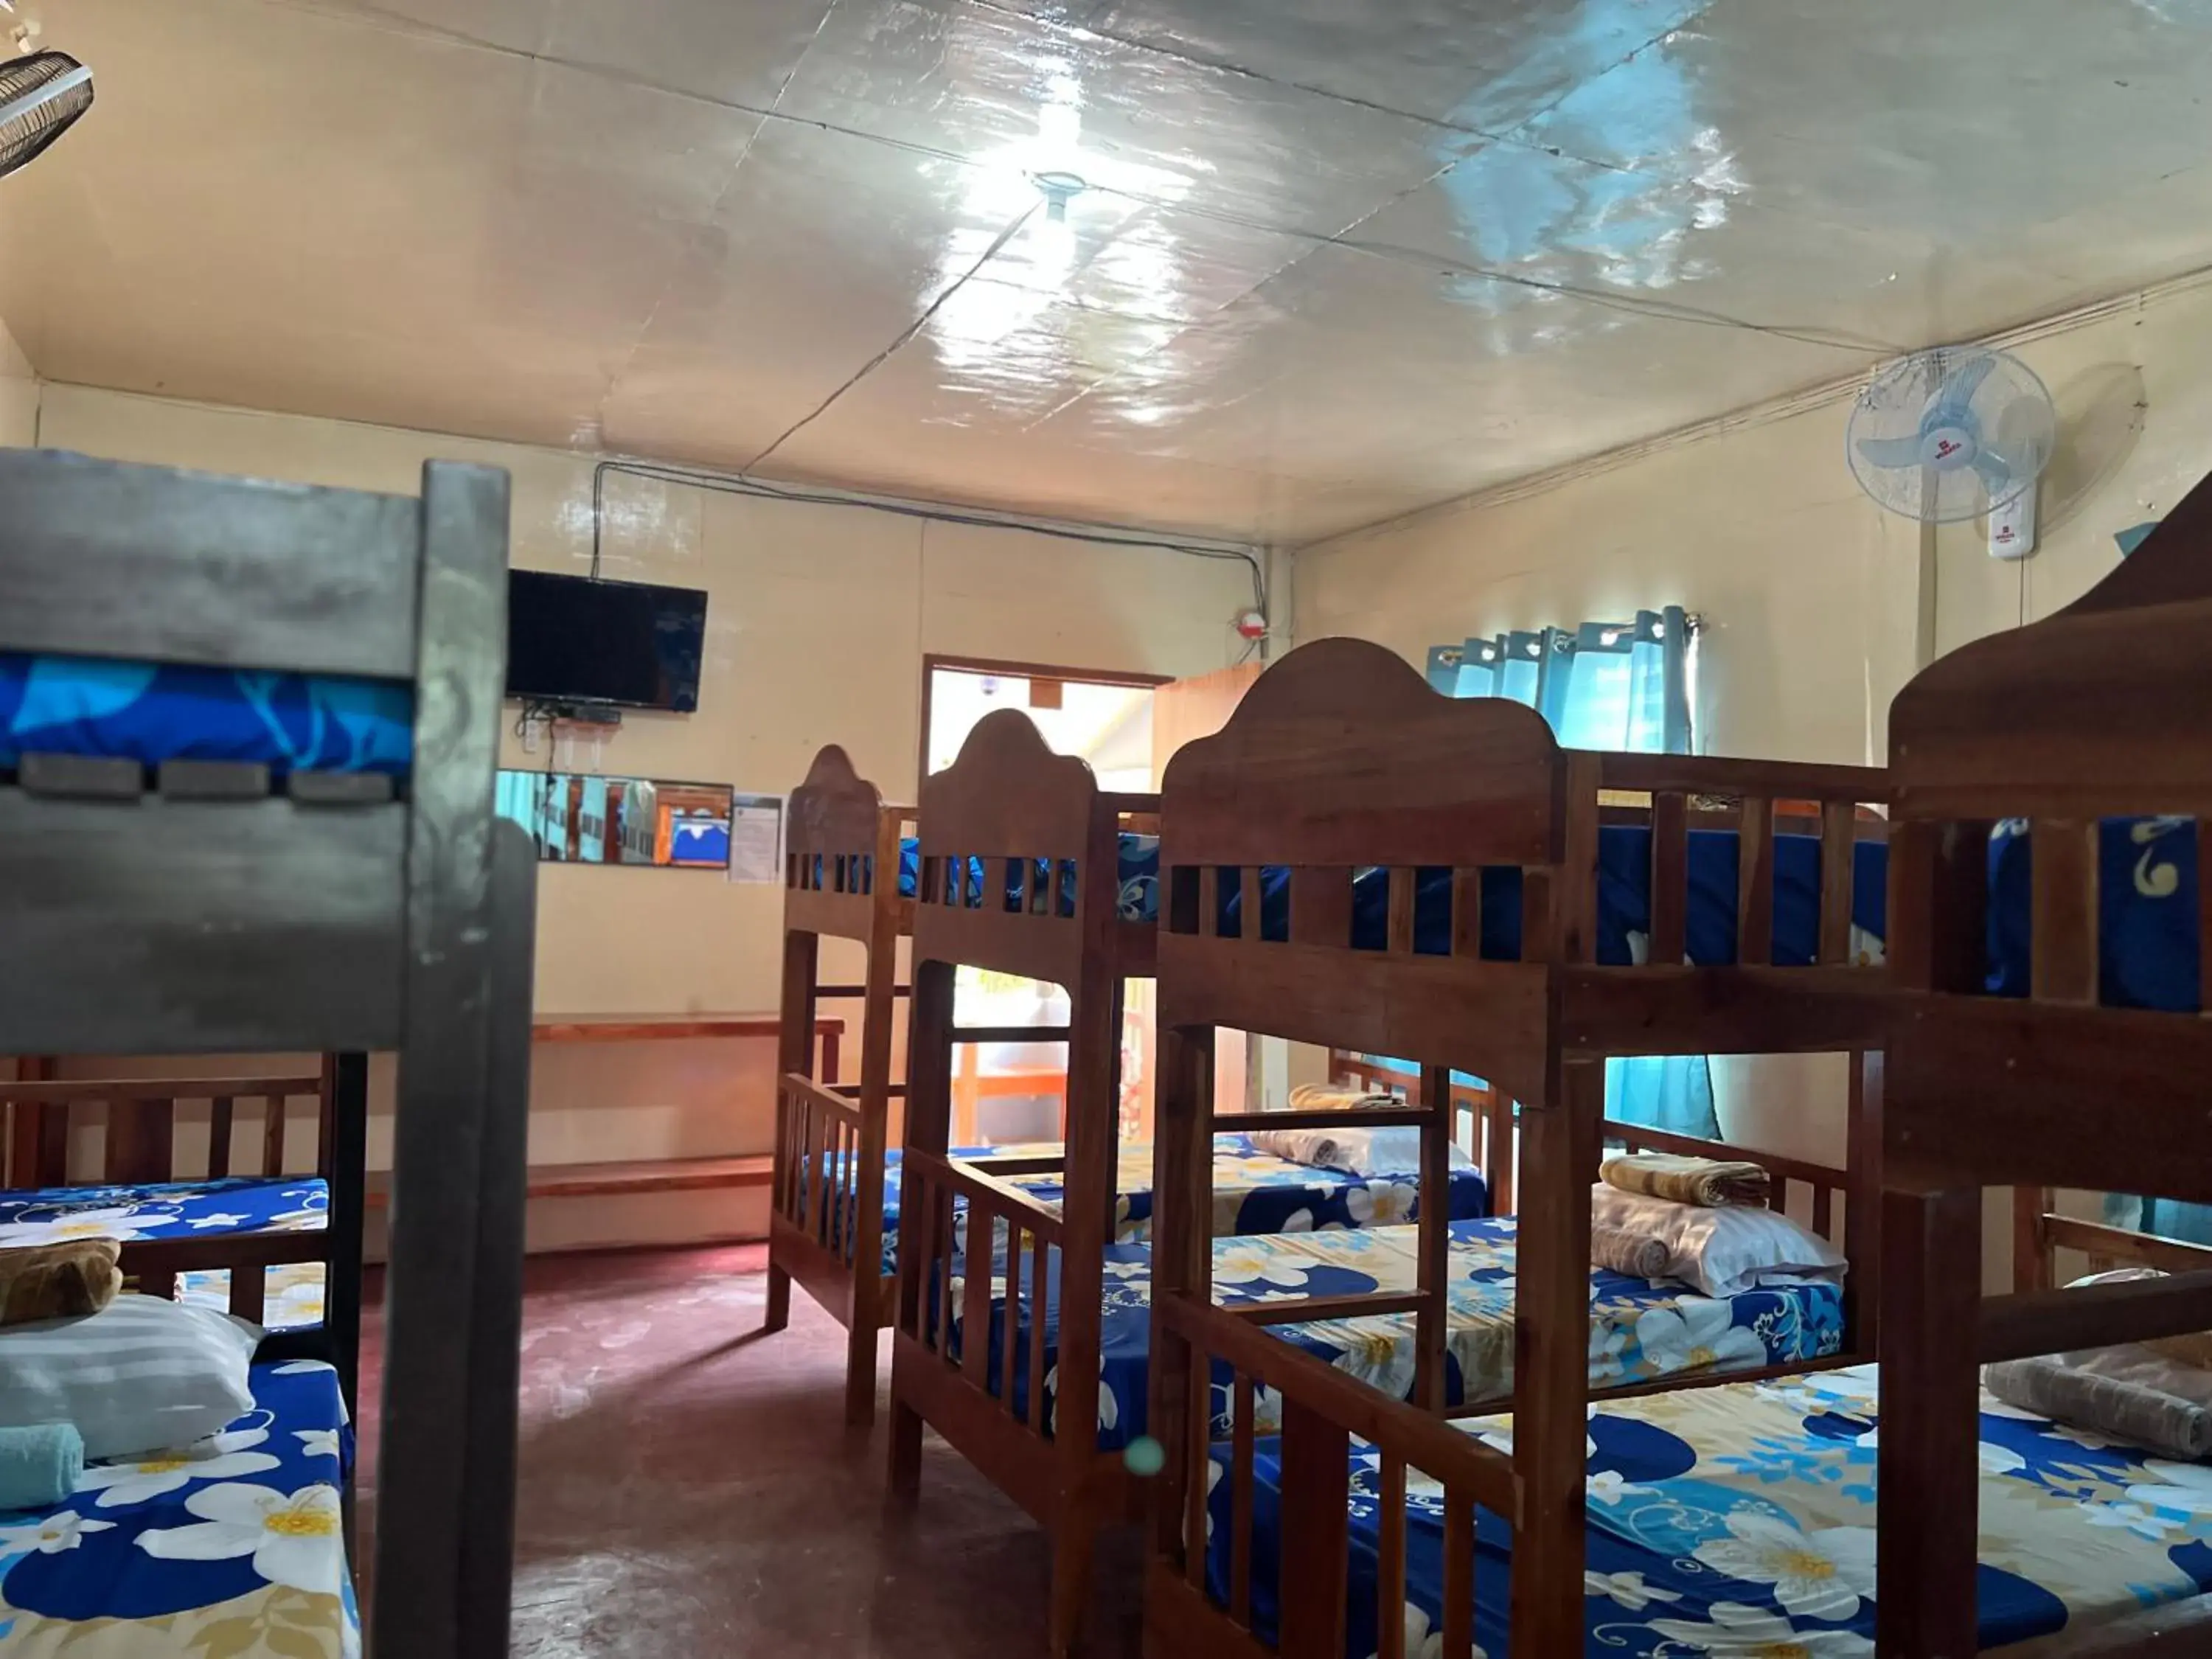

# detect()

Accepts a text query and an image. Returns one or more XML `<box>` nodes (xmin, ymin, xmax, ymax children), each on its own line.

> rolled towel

<box><xmin>0</xmin><ymin>1424</ymin><xmax>83</xmax><ymax>1512</ymax></box>
<box><xmin>1288</xmin><ymin>1085</ymin><xmax>1398</xmax><ymax>1113</ymax></box>
<box><xmin>1591</xmin><ymin>1224</ymin><xmax>1671</xmax><ymax>1281</ymax></box>
<box><xmin>0</xmin><ymin>1240</ymin><xmax>122</xmax><ymax>1326</ymax></box>
<box><xmin>1986</xmin><ymin>1353</ymin><xmax>2212</xmax><ymax>1461</ymax></box>
<box><xmin>1601</xmin><ymin>1152</ymin><xmax>1770</xmax><ymax>1208</ymax></box>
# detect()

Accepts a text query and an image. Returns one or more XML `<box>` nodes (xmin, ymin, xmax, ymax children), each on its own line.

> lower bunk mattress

<box><xmin>1203</xmin><ymin>1363</ymin><xmax>2212</xmax><ymax>1657</ymax></box>
<box><xmin>0</xmin><ymin>1358</ymin><xmax>355</xmax><ymax>1655</ymax></box>
<box><xmin>946</xmin><ymin>1216</ymin><xmax>1843</xmax><ymax>1452</ymax></box>
<box><xmin>0</xmin><ymin>1179</ymin><xmax>330</xmax><ymax>1334</ymax></box>
<box><xmin>869</xmin><ymin>1137</ymin><xmax>1492</xmax><ymax>1276</ymax></box>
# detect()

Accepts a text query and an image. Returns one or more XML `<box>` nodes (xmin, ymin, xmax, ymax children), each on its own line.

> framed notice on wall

<box><xmin>726</xmin><ymin>793</ymin><xmax>784</xmax><ymax>885</ymax></box>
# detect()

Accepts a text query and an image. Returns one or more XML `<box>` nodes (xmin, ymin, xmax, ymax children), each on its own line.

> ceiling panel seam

<box><xmin>744</xmin><ymin>203</ymin><xmax>1046</xmax><ymax>472</ymax></box>
<box><xmin>594</xmin><ymin>0</ymin><xmax>846</xmax><ymax>434</ymax></box>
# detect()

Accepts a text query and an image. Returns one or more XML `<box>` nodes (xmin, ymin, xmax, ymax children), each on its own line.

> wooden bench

<box><xmin>366</xmin><ymin>1155</ymin><xmax>771</xmax><ymax>1207</ymax></box>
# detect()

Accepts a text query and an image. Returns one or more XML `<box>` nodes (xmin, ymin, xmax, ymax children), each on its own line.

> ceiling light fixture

<box><xmin>1031</xmin><ymin>170</ymin><xmax>1086</xmax><ymax>223</ymax></box>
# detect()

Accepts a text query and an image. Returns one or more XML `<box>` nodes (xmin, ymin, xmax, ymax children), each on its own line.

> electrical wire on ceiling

<box><xmin>588</xmin><ymin>458</ymin><xmax>1267</xmax><ymax>620</ymax></box>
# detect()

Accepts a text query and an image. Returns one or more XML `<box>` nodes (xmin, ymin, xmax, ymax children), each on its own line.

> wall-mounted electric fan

<box><xmin>0</xmin><ymin>49</ymin><xmax>92</xmax><ymax>182</ymax></box>
<box><xmin>1847</xmin><ymin>345</ymin><xmax>2058</xmax><ymax>557</ymax></box>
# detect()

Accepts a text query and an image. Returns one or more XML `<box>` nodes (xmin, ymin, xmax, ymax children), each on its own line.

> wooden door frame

<box><xmin>917</xmin><ymin>653</ymin><xmax>1173</xmax><ymax>789</ymax></box>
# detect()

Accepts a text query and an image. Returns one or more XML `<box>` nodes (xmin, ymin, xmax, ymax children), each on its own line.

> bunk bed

<box><xmin>890</xmin><ymin>706</ymin><xmax>1163</xmax><ymax>1659</ymax></box>
<box><xmin>0</xmin><ymin>449</ymin><xmax>535</xmax><ymax>1659</ymax></box>
<box><xmin>784</xmin><ymin>731</ymin><xmax>1489</xmax><ymax>1430</ymax></box>
<box><xmin>769</xmin><ymin>744</ymin><xmax>915</xmax><ymax>1427</ymax></box>
<box><xmin>1877</xmin><ymin>481</ymin><xmax>2212</xmax><ymax>1657</ymax></box>
<box><xmin>1141</xmin><ymin>636</ymin><xmax>1891</xmax><ymax>1659</ymax></box>
<box><xmin>0</xmin><ymin>1056</ymin><xmax>368</xmax><ymax>1398</ymax></box>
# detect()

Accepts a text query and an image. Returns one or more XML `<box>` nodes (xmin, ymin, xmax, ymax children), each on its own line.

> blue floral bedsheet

<box><xmin>1</xmin><ymin>652</ymin><xmax>411</xmax><ymax>776</ymax></box>
<box><xmin>0</xmin><ymin>1179</ymin><xmax>327</xmax><ymax>1249</ymax></box>
<box><xmin>819</xmin><ymin>1138</ymin><xmax>1492</xmax><ymax>1276</ymax></box>
<box><xmin>0</xmin><ymin>1180</ymin><xmax>330</xmax><ymax>1333</ymax></box>
<box><xmin>0</xmin><ymin>1359</ymin><xmax>356</xmax><ymax>1656</ymax></box>
<box><xmin>952</xmin><ymin>1216</ymin><xmax>1843</xmax><ymax>1453</ymax></box>
<box><xmin>1206</xmin><ymin>1364</ymin><xmax>2212</xmax><ymax>1658</ymax></box>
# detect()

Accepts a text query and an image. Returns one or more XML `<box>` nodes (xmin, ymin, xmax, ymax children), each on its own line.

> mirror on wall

<box><xmin>495</xmin><ymin>770</ymin><xmax>734</xmax><ymax>870</ymax></box>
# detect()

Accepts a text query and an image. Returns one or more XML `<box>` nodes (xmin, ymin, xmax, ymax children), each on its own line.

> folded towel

<box><xmin>1601</xmin><ymin>1152</ymin><xmax>1770</xmax><ymax>1209</ymax></box>
<box><xmin>1591</xmin><ymin>1224</ymin><xmax>1671</xmax><ymax>1281</ymax></box>
<box><xmin>0</xmin><ymin>1424</ymin><xmax>83</xmax><ymax>1512</ymax></box>
<box><xmin>0</xmin><ymin>1240</ymin><xmax>122</xmax><ymax>1326</ymax></box>
<box><xmin>1287</xmin><ymin>1085</ymin><xmax>1398</xmax><ymax>1113</ymax></box>
<box><xmin>1986</xmin><ymin>1352</ymin><xmax>2212</xmax><ymax>1461</ymax></box>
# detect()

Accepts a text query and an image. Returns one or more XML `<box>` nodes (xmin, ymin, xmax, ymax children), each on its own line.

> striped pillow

<box><xmin>0</xmin><ymin>1295</ymin><xmax>259</xmax><ymax>1459</ymax></box>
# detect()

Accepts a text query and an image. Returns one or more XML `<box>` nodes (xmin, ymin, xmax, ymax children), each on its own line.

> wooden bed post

<box><xmin>766</xmin><ymin>924</ymin><xmax>819</xmax><ymax>1338</ymax></box>
<box><xmin>1511</xmin><ymin>1057</ymin><xmax>1600</xmax><ymax>1652</ymax></box>
<box><xmin>844</xmin><ymin>804</ymin><xmax>904</xmax><ymax>1426</ymax></box>
<box><xmin>890</xmin><ymin>953</ymin><xmax>956</xmax><ymax>1501</ymax></box>
<box><xmin>1512</xmin><ymin>753</ymin><xmax>1600</xmax><ymax>1652</ymax></box>
<box><xmin>1148</xmin><ymin>1018</ymin><xmax>1213</xmax><ymax>1572</ymax></box>
<box><xmin>1044</xmin><ymin>801</ymin><xmax>1128</xmax><ymax>1659</ymax></box>
<box><xmin>1846</xmin><ymin>1049</ymin><xmax>1884</xmax><ymax>1353</ymax></box>
<box><xmin>1876</xmin><ymin>1183</ymin><xmax>1983</xmax><ymax>1659</ymax></box>
<box><xmin>2013</xmin><ymin>1185</ymin><xmax>2055</xmax><ymax>1293</ymax></box>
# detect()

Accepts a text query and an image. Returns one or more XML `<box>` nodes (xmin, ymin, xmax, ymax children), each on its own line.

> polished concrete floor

<box><xmin>359</xmin><ymin>1245</ymin><xmax>1144</xmax><ymax>1657</ymax></box>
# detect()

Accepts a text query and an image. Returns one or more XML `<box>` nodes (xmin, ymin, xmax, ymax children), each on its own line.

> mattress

<box><xmin>0</xmin><ymin>1178</ymin><xmax>328</xmax><ymax>1249</ymax></box>
<box><xmin>0</xmin><ymin>1358</ymin><xmax>357</xmax><ymax>1655</ymax></box>
<box><xmin>1205</xmin><ymin>1363</ymin><xmax>2212</xmax><ymax>1658</ymax></box>
<box><xmin>949</xmin><ymin>1215</ymin><xmax>1843</xmax><ymax>1453</ymax></box>
<box><xmin>863</xmin><ymin>1136</ymin><xmax>1491</xmax><ymax>1276</ymax></box>
<box><xmin>1</xmin><ymin>651</ymin><xmax>410</xmax><ymax>775</ymax></box>
<box><xmin>0</xmin><ymin>1179</ymin><xmax>331</xmax><ymax>1335</ymax></box>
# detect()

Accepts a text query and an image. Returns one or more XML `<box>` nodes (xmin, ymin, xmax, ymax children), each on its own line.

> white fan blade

<box><xmin>1936</xmin><ymin>352</ymin><xmax>1994</xmax><ymax>413</ymax></box>
<box><xmin>1856</xmin><ymin>434</ymin><xmax>1924</xmax><ymax>471</ymax></box>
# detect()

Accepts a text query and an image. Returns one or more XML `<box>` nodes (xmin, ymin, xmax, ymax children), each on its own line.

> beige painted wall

<box><xmin>35</xmin><ymin>383</ymin><xmax>1252</xmax><ymax>1247</ymax></box>
<box><xmin>0</xmin><ymin>313</ymin><xmax>35</xmax><ymax>446</ymax></box>
<box><xmin>1293</xmin><ymin>276</ymin><xmax>2212</xmax><ymax>1287</ymax></box>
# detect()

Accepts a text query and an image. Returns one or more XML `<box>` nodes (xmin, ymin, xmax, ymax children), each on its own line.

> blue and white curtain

<box><xmin>1427</xmin><ymin>608</ymin><xmax>1718</xmax><ymax>1139</ymax></box>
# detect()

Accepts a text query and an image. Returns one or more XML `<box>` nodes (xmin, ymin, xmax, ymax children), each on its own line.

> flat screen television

<box><xmin>505</xmin><ymin>570</ymin><xmax>708</xmax><ymax>713</ymax></box>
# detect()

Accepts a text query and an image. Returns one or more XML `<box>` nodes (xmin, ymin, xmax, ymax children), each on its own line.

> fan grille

<box><xmin>0</xmin><ymin>52</ymin><xmax>93</xmax><ymax>181</ymax></box>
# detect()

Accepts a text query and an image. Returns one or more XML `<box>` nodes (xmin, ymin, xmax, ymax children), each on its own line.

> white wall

<box><xmin>36</xmin><ymin>383</ymin><xmax>1253</xmax><ymax>1248</ymax></box>
<box><xmin>0</xmin><ymin>313</ymin><xmax>35</xmax><ymax>446</ymax></box>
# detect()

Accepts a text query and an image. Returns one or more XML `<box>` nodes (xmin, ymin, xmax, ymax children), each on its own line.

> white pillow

<box><xmin>1250</xmin><ymin>1127</ymin><xmax>1472</xmax><ymax>1178</ymax></box>
<box><xmin>0</xmin><ymin>1295</ymin><xmax>261</xmax><ymax>1460</ymax></box>
<box><xmin>1590</xmin><ymin>1183</ymin><xmax>1846</xmax><ymax>1299</ymax></box>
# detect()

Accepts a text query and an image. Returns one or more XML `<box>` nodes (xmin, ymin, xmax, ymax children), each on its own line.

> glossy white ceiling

<box><xmin>4</xmin><ymin>0</ymin><xmax>2211</xmax><ymax>543</ymax></box>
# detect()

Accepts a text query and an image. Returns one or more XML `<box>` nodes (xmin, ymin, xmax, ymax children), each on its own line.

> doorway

<box><xmin>921</xmin><ymin>657</ymin><xmax>1170</xmax><ymax>1147</ymax></box>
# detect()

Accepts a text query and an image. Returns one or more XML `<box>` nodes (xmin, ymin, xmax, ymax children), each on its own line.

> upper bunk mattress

<box><xmin>1</xmin><ymin>652</ymin><xmax>411</xmax><ymax>776</ymax></box>
<box><xmin>12</xmin><ymin>657</ymin><xmax>2198</xmax><ymax>1009</ymax></box>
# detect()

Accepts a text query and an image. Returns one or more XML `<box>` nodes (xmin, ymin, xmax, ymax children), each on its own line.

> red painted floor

<box><xmin>358</xmin><ymin>1245</ymin><xmax>1144</xmax><ymax>1656</ymax></box>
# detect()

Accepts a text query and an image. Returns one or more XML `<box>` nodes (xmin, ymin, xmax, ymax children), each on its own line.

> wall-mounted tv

<box><xmin>504</xmin><ymin>570</ymin><xmax>708</xmax><ymax>713</ymax></box>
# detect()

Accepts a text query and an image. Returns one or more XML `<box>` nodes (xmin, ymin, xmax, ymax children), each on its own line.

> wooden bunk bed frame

<box><xmin>1878</xmin><ymin>479</ymin><xmax>2212</xmax><ymax>1658</ymax></box>
<box><xmin>1143</xmin><ymin>636</ymin><xmax>1889</xmax><ymax>1659</ymax></box>
<box><xmin>889</xmin><ymin>708</ymin><xmax>1158</xmax><ymax>1659</ymax></box>
<box><xmin>0</xmin><ymin>450</ymin><xmax>535</xmax><ymax>1659</ymax></box>
<box><xmin>0</xmin><ymin>1054</ymin><xmax>369</xmax><ymax>1407</ymax></box>
<box><xmin>768</xmin><ymin>743</ymin><xmax>915</xmax><ymax>1426</ymax></box>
